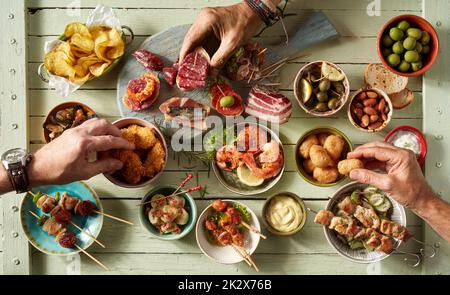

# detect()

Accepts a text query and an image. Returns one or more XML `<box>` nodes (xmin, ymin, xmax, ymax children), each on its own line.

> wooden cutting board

<box><xmin>116</xmin><ymin>11</ymin><xmax>339</xmax><ymax>138</ymax></box>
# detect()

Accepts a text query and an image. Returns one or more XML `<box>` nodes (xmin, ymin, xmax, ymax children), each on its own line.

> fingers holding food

<box><xmin>337</xmin><ymin>159</ymin><xmax>364</xmax><ymax>176</ymax></box>
<box><xmin>310</xmin><ymin>145</ymin><xmax>334</xmax><ymax>168</ymax></box>
<box><xmin>298</xmin><ymin>134</ymin><xmax>319</xmax><ymax>159</ymax></box>
<box><xmin>323</xmin><ymin>135</ymin><xmax>345</xmax><ymax>161</ymax></box>
<box><xmin>114</xmin><ymin>150</ymin><xmax>146</xmax><ymax>184</ymax></box>
<box><xmin>313</xmin><ymin>167</ymin><xmax>339</xmax><ymax>184</ymax></box>
<box><xmin>121</xmin><ymin>124</ymin><xmax>157</xmax><ymax>149</ymax></box>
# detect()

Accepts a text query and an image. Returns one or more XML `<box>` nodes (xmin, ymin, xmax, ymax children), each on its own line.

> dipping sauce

<box><xmin>389</xmin><ymin>130</ymin><xmax>421</xmax><ymax>156</ymax></box>
<box><xmin>265</xmin><ymin>195</ymin><xmax>303</xmax><ymax>233</ymax></box>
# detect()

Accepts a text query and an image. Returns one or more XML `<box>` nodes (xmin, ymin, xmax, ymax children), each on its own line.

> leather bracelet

<box><xmin>244</xmin><ymin>0</ymin><xmax>280</xmax><ymax>26</ymax></box>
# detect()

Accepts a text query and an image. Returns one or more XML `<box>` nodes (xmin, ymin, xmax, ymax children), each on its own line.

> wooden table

<box><xmin>1</xmin><ymin>0</ymin><xmax>449</xmax><ymax>275</ymax></box>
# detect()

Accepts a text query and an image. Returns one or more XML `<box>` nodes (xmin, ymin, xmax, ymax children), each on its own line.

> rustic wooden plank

<box><xmin>26</xmin><ymin>0</ymin><xmax>422</xmax><ymax>11</ymax></box>
<box><xmin>31</xmin><ymin>252</ymin><xmax>422</xmax><ymax>275</ymax></box>
<box><xmin>27</xmin><ymin>9</ymin><xmax>421</xmax><ymax>37</ymax></box>
<box><xmin>0</xmin><ymin>0</ymin><xmax>31</xmax><ymax>275</ymax></box>
<box><xmin>27</xmin><ymin>89</ymin><xmax>423</xmax><ymax>119</ymax></box>
<box><xmin>422</xmin><ymin>0</ymin><xmax>450</xmax><ymax>275</ymax></box>
<box><xmin>28</xmin><ymin>62</ymin><xmax>423</xmax><ymax>91</ymax></box>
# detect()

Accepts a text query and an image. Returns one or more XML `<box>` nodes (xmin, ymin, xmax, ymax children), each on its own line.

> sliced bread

<box><xmin>389</xmin><ymin>88</ymin><xmax>414</xmax><ymax>109</ymax></box>
<box><xmin>364</xmin><ymin>64</ymin><xmax>408</xmax><ymax>95</ymax></box>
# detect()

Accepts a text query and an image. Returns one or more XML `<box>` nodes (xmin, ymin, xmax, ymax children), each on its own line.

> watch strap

<box><xmin>7</xmin><ymin>162</ymin><xmax>30</xmax><ymax>193</ymax></box>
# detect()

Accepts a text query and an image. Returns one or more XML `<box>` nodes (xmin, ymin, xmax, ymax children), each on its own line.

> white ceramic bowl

<box><xmin>195</xmin><ymin>200</ymin><xmax>261</xmax><ymax>264</ymax></box>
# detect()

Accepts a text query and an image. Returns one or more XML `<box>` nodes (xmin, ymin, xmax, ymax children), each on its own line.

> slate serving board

<box><xmin>116</xmin><ymin>12</ymin><xmax>339</xmax><ymax>138</ymax></box>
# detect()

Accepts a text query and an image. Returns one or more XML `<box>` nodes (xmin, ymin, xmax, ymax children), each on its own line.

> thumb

<box><xmin>210</xmin><ymin>39</ymin><xmax>237</xmax><ymax>69</ymax></box>
<box><xmin>349</xmin><ymin>169</ymin><xmax>392</xmax><ymax>192</ymax></box>
<box><xmin>87</xmin><ymin>158</ymin><xmax>123</xmax><ymax>177</ymax></box>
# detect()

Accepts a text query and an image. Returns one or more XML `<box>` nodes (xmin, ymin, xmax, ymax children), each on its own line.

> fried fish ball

<box><xmin>299</xmin><ymin>134</ymin><xmax>319</xmax><ymax>159</ymax></box>
<box><xmin>143</xmin><ymin>140</ymin><xmax>166</xmax><ymax>177</ymax></box>
<box><xmin>313</xmin><ymin>167</ymin><xmax>339</xmax><ymax>184</ymax></box>
<box><xmin>303</xmin><ymin>158</ymin><xmax>316</xmax><ymax>174</ymax></box>
<box><xmin>121</xmin><ymin>124</ymin><xmax>157</xmax><ymax>149</ymax></box>
<box><xmin>114</xmin><ymin>150</ymin><xmax>145</xmax><ymax>184</ymax></box>
<box><xmin>309</xmin><ymin>145</ymin><xmax>334</xmax><ymax>168</ymax></box>
<box><xmin>317</xmin><ymin>133</ymin><xmax>329</xmax><ymax>146</ymax></box>
<box><xmin>323</xmin><ymin>135</ymin><xmax>345</xmax><ymax>161</ymax></box>
<box><xmin>338</xmin><ymin>159</ymin><xmax>364</xmax><ymax>176</ymax></box>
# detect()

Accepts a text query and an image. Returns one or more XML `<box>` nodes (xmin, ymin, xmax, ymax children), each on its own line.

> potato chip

<box><xmin>51</xmin><ymin>52</ymin><xmax>76</xmax><ymax>78</ymax></box>
<box><xmin>70</xmin><ymin>33</ymin><xmax>94</xmax><ymax>53</ymax></box>
<box><xmin>89</xmin><ymin>61</ymin><xmax>111</xmax><ymax>77</ymax></box>
<box><xmin>77</xmin><ymin>54</ymin><xmax>100</xmax><ymax>70</ymax></box>
<box><xmin>54</xmin><ymin>43</ymin><xmax>76</xmax><ymax>64</ymax></box>
<box><xmin>106</xmin><ymin>46</ymin><xmax>124</xmax><ymax>60</ymax></box>
<box><xmin>73</xmin><ymin>64</ymin><xmax>88</xmax><ymax>77</ymax></box>
<box><xmin>64</xmin><ymin>22</ymin><xmax>91</xmax><ymax>39</ymax></box>
<box><xmin>70</xmin><ymin>46</ymin><xmax>91</xmax><ymax>58</ymax></box>
<box><xmin>70</xmin><ymin>72</ymin><xmax>91</xmax><ymax>85</ymax></box>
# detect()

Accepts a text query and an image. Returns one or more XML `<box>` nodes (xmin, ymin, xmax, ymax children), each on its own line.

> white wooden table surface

<box><xmin>1</xmin><ymin>0</ymin><xmax>449</xmax><ymax>275</ymax></box>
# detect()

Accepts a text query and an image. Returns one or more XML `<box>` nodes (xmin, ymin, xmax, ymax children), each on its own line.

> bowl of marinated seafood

<box><xmin>43</xmin><ymin>102</ymin><xmax>97</xmax><ymax>143</ymax></box>
<box><xmin>196</xmin><ymin>199</ymin><xmax>261</xmax><ymax>265</ymax></box>
<box><xmin>211</xmin><ymin>122</ymin><xmax>285</xmax><ymax>195</ymax></box>
<box><xmin>295</xmin><ymin>127</ymin><xmax>362</xmax><ymax>186</ymax></box>
<box><xmin>294</xmin><ymin>61</ymin><xmax>350</xmax><ymax>117</ymax></box>
<box><xmin>139</xmin><ymin>186</ymin><xmax>197</xmax><ymax>240</ymax></box>
<box><xmin>313</xmin><ymin>182</ymin><xmax>409</xmax><ymax>263</ymax></box>
<box><xmin>103</xmin><ymin>117</ymin><xmax>168</xmax><ymax>188</ymax></box>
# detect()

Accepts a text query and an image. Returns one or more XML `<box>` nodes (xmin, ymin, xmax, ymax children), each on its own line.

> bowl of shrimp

<box><xmin>211</xmin><ymin>122</ymin><xmax>285</xmax><ymax>195</ymax></box>
<box><xmin>139</xmin><ymin>186</ymin><xmax>197</xmax><ymax>240</ymax></box>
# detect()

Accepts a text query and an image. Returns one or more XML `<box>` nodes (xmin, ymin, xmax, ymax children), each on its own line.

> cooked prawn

<box><xmin>236</xmin><ymin>125</ymin><xmax>268</xmax><ymax>153</ymax></box>
<box><xmin>241</xmin><ymin>141</ymin><xmax>283</xmax><ymax>179</ymax></box>
<box><xmin>215</xmin><ymin>145</ymin><xmax>241</xmax><ymax>171</ymax></box>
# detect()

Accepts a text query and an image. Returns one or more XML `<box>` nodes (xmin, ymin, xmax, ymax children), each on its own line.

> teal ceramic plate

<box><xmin>139</xmin><ymin>186</ymin><xmax>197</xmax><ymax>240</ymax></box>
<box><xmin>20</xmin><ymin>181</ymin><xmax>103</xmax><ymax>255</ymax></box>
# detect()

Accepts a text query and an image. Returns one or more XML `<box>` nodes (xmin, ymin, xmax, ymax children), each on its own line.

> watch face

<box><xmin>2</xmin><ymin>148</ymin><xmax>27</xmax><ymax>164</ymax></box>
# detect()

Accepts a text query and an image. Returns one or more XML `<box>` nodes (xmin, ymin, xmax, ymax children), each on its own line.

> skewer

<box><xmin>139</xmin><ymin>185</ymin><xmax>203</xmax><ymax>206</ymax></box>
<box><xmin>247</xmin><ymin>69</ymin><xmax>255</xmax><ymax>84</ymax></box>
<box><xmin>258</xmin><ymin>48</ymin><xmax>267</xmax><ymax>56</ymax></box>
<box><xmin>237</xmin><ymin>246</ymin><xmax>259</xmax><ymax>272</ymax></box>
<box><xmin>173</xmin><ymin>173</ymin><xmax>193</xmax><ymax>195</ymax></box>
<box><xmin>307</xmin><ymin>208</ymin><xmax>318</xmax><ymax>214</ymax></box>
<box><xmin>259</xmin><ymin>61</ymin><xmax>286</xmax><ymax>79</ymax></box>
<box><xmin>29</xmin><ymin>211</ymin><xmax>109</xmax><ymax>271</ymax></box>
<box><xmin>231</xmin><ymin>244</ymin><xmax>251</xmax><ymax>266</ymax></box>
<box><xmin>75</xmin><ymin>244</ymin><xmax>110</xmax><ymax>271</ymax></box>
<box><xmin>260</xmin><ymin>56</ymin><xmax>289</xmax><ymax>74</ymax></box>
<box><xmin>93</xmin><ymin>210</ymin><xmax>134</xmax><ymax>225</ymax></box>
<box><xmin>241</xmin><ymin>221</ymin><xmax>267</xmax><ymax>240</ymax></box>
<box><xmin>260</xmin><ymin>83</ymin><xmax>281</xmax><ymax>87</ymax></box>
<box><xmin>68</xmin><ymin>220</ymin><xmax>106</xmax><ymax>248</ymax></box>
<box><xmin>139</xmin><ymin>194</ymin><xmax>174</xmax><ymax>207</ymax></box>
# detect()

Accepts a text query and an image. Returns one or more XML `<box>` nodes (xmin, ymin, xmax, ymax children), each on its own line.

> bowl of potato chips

<box><xmin>39</xmin><ymin>22</ymin><xmax>133</xmax><ymax>86</ymax></box>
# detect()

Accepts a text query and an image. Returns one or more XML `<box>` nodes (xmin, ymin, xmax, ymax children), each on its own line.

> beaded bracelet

<box><xmin>244</xmin><ymin>0</ymin><xmax>280</xmax><ymax>26</ymax></box>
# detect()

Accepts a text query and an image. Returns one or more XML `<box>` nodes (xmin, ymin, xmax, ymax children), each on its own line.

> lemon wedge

<box><xmin>237</xmin><ymin>165</ymin><xmax>264</xmax><ymax>187</ymax></box>
<box><xmin>299</xmin><ymin>78</ymin><xmax>313</xmax><ymax>103</ymax></box>
<box><xmin>321</xmin><ymin>62</ymin><xmax>345</xmax><ymax>81</ymax></box>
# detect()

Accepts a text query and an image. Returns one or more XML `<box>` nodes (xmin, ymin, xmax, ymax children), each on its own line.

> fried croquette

<box><xmin>323</xmin><ymin>135</ymin><xmax>345</xmax><ymax>161</ymax></box>
<box><xmin>121</xmin><ymin>124</ymin><xmax>157</xmax><ymax>149</ymax></box>
<box><xmin>313</xmin><ymin>167</ymin><xmax>339</xmax><ymax>184</ymax></box>
<box><xmin>338</xmin><ymin>159</ymin><xmax>364</xmax><ymax>176</ymax></box>
<box><xmin>309</xmin><ymin>144</ymin><xmax>334</xmax><ymax>168</ymax></box>
<box><xmin>143</xmin><ymin>141</ymin><xmax>166</xmax><ymax>177</ymax></box>
<box><xmin>298</xmin><ymin>134</ymin><xmax>319</xmax><ymax>159</ymax></box>
<box><xmin>114</xmin><ymin>150</ymin><xmax>146</xmax><ymax>184</ymax></box>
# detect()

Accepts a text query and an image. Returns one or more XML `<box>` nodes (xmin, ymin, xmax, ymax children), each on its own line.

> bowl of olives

<box><xmin>378</xmin><ymin>14</ymin><xmax>439</xmax><ymax>77</ymax></box>
<box><xmin>294</xmin><ymin>61</ymin><xmax>350</xmax><ymax>117</ymax></box>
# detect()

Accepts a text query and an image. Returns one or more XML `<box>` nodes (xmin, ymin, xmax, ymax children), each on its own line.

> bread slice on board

<box><xmin>364</xmin><ymin>64</ymin><xmax>408</xmax><ymax>95</ymax></box>
<box><xmin>389</xmin><ymin>88</ymin><xmax>414</xmax><ymax>109</ymax></box>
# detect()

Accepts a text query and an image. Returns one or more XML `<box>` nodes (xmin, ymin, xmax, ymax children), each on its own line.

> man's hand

<box><xmin>347</xmin><ymin>141</ymin><xmax>434</xmax><ymax>211</ymax></box>
<box><xmin>28</xmin><ymin>119</ymin><xmax>134</xmax><ymax>186</ymax></box>
<box><xmin>179</xmin><ymin>2</ymin><xmax>263</xmax><ymax>71</ymax></box>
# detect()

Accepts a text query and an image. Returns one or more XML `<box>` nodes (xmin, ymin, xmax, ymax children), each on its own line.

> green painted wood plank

<box><xmin>27</xmin><ymin>9</ymin><xmax>421</xmax><ymax>37</ymax></box>
<box><xmin>31</xmin><ymin>252</ymin><xmax>422</xmax><ymax>275</ymax></box>
<box><xmin>26</xmin><ymin>0</ymin><xmax>422</xmax><ymax>11</ymax></box>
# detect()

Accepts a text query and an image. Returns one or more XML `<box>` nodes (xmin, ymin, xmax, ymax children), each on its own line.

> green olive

<box><xmin>407</xmin><ymin>28</ymin><xmax>423</xmax><ymax>39</ymax></box>
<box><xmin>316</xmin><ymin>91</ymin><xmax>329</xmax><ymax>102</ymax></box>
<box><xmin>392</xmin><ymin>41</ymin><xmax>404</xmax><ymax>54</ymax></box>
<box><xmin>328</xmin><ymin>98</ymin><xmax>339</xmax><ymax>110</ymax></box>
<box><xmin>382</xmin><ymin>48</ymin><xmax>392</xmax><ymax>57</ymax></box>
<box><xmin>415</xmin><ymin>42</ymin><xmax>423</xmax><ymax>53</ymax></box>
<box><xmin>397</xmin><ymin>20</ymin><xmax>410</xmax><ymax>31</ymax></box>
<box><xmin>403</xmin><ymin>37</ymin><xmax>417</xmax><ymax>50</ymax></box>
<box><xmin>332</xmin><ymin>82</ymin><xmax>344</xmax><ymax>94</ymax></box>
<box><xmin>404</xmin><ymin>50</ymin><xmax>420</xmax><ymax>63</ymax></box>
<box><xmin>398</xmin><ymin>60</ymin><xmax>411</xmax><ymax>72</ymax></box>
<box><xmin>420</xmin><ymin>31</ymin><xmax>431</xmax><ymax>45</ymax></box>
<box><xmin>319</xmin><ymin>79</ymin><xmax>331</xmax><ymax>92</ymax></box>
<box><xmin>382</xmin><ymin>34</ymin><xmax>395</xmax><ymax>47</ymax></box>
<box><xmin>422</xmin><ymin>45</ymin><xmax>431</xmax><ymax>54</ymax></box>
<box><xmin>315</xmin><ymin>102</ymin><xmax>329</xmax><ymax>112</ymax></box>
<box><xmin>389</xmin><ymin>27</ymin><xmax>404</xmax><ymax>41</ymax></box>
<box><xmin>387</xmin><ymin>54</ymin><xmax>401</xmax><ymax>67</ymax></box>
<box><xmin>219</xmin><ymin>95</ymin><xmax>235</xmax><ymax>107</ymax></box>
<box><xmin>411</xmin><ymin>61</ymin><xmax>423</xmax><ymax>71</ymax></box>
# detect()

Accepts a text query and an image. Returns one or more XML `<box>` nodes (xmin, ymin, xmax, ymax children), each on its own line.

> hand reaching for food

<box><xmin>179</xmin><ymin>2</ymin><xmax>264</xmax><ymax>71</ymax></box>
<box><xmin>28</xmin><ymin>119</ymin><xmax>134</xmax><ymax>186</ymax></box>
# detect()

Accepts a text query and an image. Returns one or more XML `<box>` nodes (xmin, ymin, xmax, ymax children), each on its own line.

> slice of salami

<box><xmin>132</xmin><ymin>49</ymin><xmax>164</xmax><ymax>71</ymax></box>
<box><xmin>176</xmin><ymin>47</ymin><xmax>210</xmax><ymax>91</ymax></box>
<box><xmin>163</xmin><ymin>67</ymin><xmax>177</xmax><ymax>86</ymax></box>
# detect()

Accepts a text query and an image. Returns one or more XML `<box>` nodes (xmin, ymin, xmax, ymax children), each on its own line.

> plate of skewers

<box><xmin>196</xmin><ymin>199</ymin><xmax>266</xmax><ymax>272</ymax></box>
<box><xmin>211</xmin><ymin>122</ymin><xmax>285</xmax><ymax>195</ymax></box>
<box><xmin>312</xmin><ymin>182</ymin><xmax>410</xmax><ymax>264</ymax></box>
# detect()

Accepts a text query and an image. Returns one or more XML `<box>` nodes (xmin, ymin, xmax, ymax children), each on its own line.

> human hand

<box><xmin>29</xmin><ymin>119</ymin><xmax>134</xmax><ymax>186</ymax></box>
<box><xmin>179</xmin><ymin>2</ymin><xmax>263</xmax><ymax>70</ymax></box>
<box><xmin>347</xmin><ymin>141</ymin><xmax>434</xmax><ymax>211</ymax></box>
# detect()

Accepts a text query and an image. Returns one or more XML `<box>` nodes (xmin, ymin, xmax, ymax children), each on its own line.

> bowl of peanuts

<box><xmin>347</xmin><ymin>88</ymin><xmax>393</xmax><ymax>132</ymax></box>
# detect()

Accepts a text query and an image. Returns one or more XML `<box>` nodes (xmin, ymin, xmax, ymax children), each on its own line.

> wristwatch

<box><xmin>1</xmin><ymin>148</ymin><xmax>32</xmax><ymax>193</ymax></box>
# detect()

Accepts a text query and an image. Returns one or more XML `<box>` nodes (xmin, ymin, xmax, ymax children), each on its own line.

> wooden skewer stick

<box><xmin>241</xmin><ymin>221</ymin><xmax>267</xmax><ymax>240</ymax></box>
<box><xmin>75</xmin><ymin>244</ymin><xmax>110</xmax><ymax>271</ymax></box>
<box><xmin>29</xmin><ymin>210</ymin><xmax>41</xmax><ymax>220</ymax></box>
<box><xmin>231</xmin><ymin>244</ymin><xmax>251</xmax><ymax>266</ymax></box>
<box><xmin>93</xmin><ymin>210</ymin><xmax>134</xmax><ymax>225</ymax></box>
<box><xmin>260</xmin><ymin>61</ymin><xmax>287</xmax><ymax>79</ymax></box>
<box><xmin>260</xmin><ymin>57</ymin><xmax>289</xmax><ymax>74</ymax></box>
<box><xmin>261</xmin><ymin>83</ymin><xmax>281</xmax><ymax>87</ymax></box>
<box><xmin>69</xmin><ymin>220</ymin><xmax>106</xmax><ymax>248</ymax></box>
<box><xmin>307</xmin><ymin>208</ymin><xmax>318</xmax><ymax>215</ymax></box>
<box><xmin>247</xmin><ymin>69</ymin><xmax>255</xmax><ymax>84</ymax></box>
<box><xmin>258</xmin><ymin>48</ymin><xmax>267</xmax><ymax>56</ymax></box>
<box><xmin>237</xmin><ymin>246</ymin><xmax>259</xmax><ymax>272</ymax></box>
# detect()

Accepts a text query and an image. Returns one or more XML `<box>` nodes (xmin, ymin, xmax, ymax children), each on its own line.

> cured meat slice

<box><xmin>245</xmin><ymin>85</ymin><xmax>292</xmax><ymax>124</ymax></box>
<box><xmin>163</xmin><ymin>66</ymin><xmax>177</xmax><ymax>86</ymax></box>
<box><xmin>209</xmin><ymin>79</ymin><xmax>244</xmax><ymax>117</ymax></box>
<box><xmin>225</xmin><ymin>42</ymin><xmax>266</xmax><ymax>81</ymax></box>
<box><xmin>176</xmin><ymin>47</ymin><xmax>210</xmax><ymax>91</ymax></box>
<box><xmin>123</xmin><ymin>72</ymin><xmax>160</xmax><ymax>111</ymax></box>
<box><xmin>132</xmin><ymin>49</ymin><xmax>164</xmax><ymax>71</ymax></box>
<box><xmin>159</xmin><ymin>97</ymin><xmax>210</xmax><ymax>130</ymax></box>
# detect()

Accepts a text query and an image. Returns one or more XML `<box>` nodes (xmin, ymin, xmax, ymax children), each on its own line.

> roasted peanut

<box><xmin>363</xmin><ymin>107</ymin><xmax>377</xmax><ymax>116</ymax></box>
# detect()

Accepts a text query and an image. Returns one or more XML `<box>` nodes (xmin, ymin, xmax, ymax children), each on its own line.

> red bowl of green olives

<box><xmin>377</xmin><ymin>14</ymin><xmax>439</xmax><ymax>77</ymax></box>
